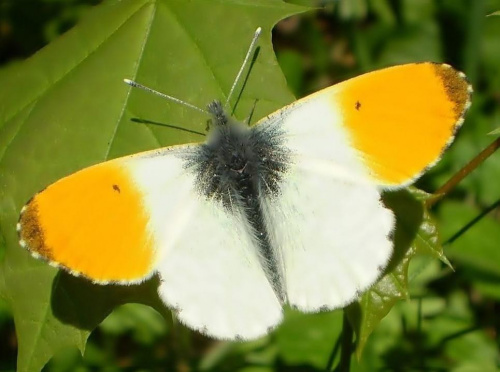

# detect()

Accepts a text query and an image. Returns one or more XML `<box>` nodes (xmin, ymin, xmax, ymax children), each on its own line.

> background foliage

<box><xmin>1</xmin><ymin>0</ymin><xmax>499</xmax><ymax>371</ymax></box>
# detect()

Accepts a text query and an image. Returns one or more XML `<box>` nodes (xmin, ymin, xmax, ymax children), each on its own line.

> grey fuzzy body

<box><xmin>183</xmin><ymin>101</ymin><xmax>290</xmax><ymax>300</ymax></box>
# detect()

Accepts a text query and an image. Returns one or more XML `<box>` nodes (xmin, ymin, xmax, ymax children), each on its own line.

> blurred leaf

<box><xmin>43</xmin><ymin>347</ymin><xmax>85</xmax><ymax>372</ymax></box>
<box><xmin>99</xmin><ymin>303</ymin><xmax>167</xmax><ymax>344</ymax></box>
<box><xmin>276</xmin><ymin>50</ymin><xmax>304</xmax><ymax>96</ymax></box>
<box><xmin>376</xmin><ymin>21</ymin><xmax>442</xmax><ymax>66</ymax></box>
<box><xmin>452</xmin><ymin>365</ymin><xmax>499</xmax><ymax>372</ymax></box>
<box><xmin>199</xmin><ymin>337</ymin><xmax>276</xmax><ymax>371</ymax></box>
<box><xmin>275</xmin><ymin>308</ymin><xmax>342</xmax><ymax>369</ymax></box>
<box><xmin>368</xmin><ymin>0</ymin><xmax>396</xmax><ymax>26</ymax></box>
<box><xmin>366</xmin><ymin>291</ymin><xmax>498</xmax><ymax>371</ymax></box>
<box><xmin>237</xmin><ymin>367</ymin><xmax>274</xmax><ymax>372</ymax></box>
<box><xmin>438</xmin><ymin>200</ymin><xmax>500</xmax><ymax>300</ymax></box>
<box><xmin>470</xmin><ymin>275</ymin><xmax>500</xmax><ymax>300</ymax></box>
<box><xmin>0</xmin><ymin>0</ymin><xmax>307</xmax><ymax>370</ymax></box>
<box><xmin>338</xmin><ymin>0</ymin><xmax>368</xmax><ymax>20</ymax></box>
<box><xmin>479</xmin><ymin>15</ymin><xmax>500</xmax><ymax>101</ymax></box>
<box><xmin>347</xmin><ymin>188</ymin><xmax>449</xmax><ymax>357</ymax></box>
<box><xmin>401</xmin><ymin>0</ymin><xmax>436</xmax><ymax>24</ymax></box>
<box><xmin>439</xmin><ymin>201</ymin><xmax>500</xmax><ymax>277</ymax></box>
<box><xmin>426</xmin><ymin>292</ymin><xmax>498</xmax><ymax>370</ymax></box>
<box><xmin>487</xmin><ymin>10</ymin><xmax>500</xmax><ymax>16</ymax></box>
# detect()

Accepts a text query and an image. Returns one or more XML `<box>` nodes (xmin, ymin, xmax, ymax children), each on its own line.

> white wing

<box><xmin>256</xmin><ymin>94</ymin><xmax>394</xmax><ymax>311</ymax></box>
<box><xmin>127</xmin><ymin>147</ymin><xmax>282</xmax><ymax>340</ymax></box>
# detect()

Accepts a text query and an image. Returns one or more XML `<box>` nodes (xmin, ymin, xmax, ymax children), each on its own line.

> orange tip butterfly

<box><xmin>18</xmin><ymin>27</ymin><xmax>472</xmax><ymax>340</ymax></box>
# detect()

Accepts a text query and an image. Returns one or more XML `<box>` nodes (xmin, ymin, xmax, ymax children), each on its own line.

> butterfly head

<box><xmin>207</xmin><ymin>100</ymin><xmax>229</xmax><ymax>127</ymax></box>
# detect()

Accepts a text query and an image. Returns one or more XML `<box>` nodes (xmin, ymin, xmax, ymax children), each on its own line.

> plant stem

<box><xmin>443</xmin><ymin>197</ymin><xmax>500</xmax><ymax>245</ymax></box>
<box><xmin>326</xmin><ymin>331</ymin><xmax>342</xmax><ymax>371</ymax></box>
<box><xmin>338</xmin><ymin>312</ymin><xmax>353</xmax><ymax>372</ymax></box>
<box><xmin>426</xmin><ymin>137</ymin><xmax>500</xmax><ymax>208</ymax></box>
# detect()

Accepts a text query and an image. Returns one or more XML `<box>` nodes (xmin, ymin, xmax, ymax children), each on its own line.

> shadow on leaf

<box><xmin>131</xmin><ymin>118</ymin><xmax>207</xmax><ymax>137</ymax></box>
<box><xmin>51</xmin><ymin>271</ymin><xmax>166</xmax><ymax>331</ymax></box>
<box><xmin>383</xmin><ymin>189</ymin><xmax>424</xmax><ymax>274</ymax></box>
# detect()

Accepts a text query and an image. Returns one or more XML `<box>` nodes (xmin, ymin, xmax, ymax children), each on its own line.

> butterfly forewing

<box><xmin>256</xmin><ymin>94</ymin><xmax>394</xmax><ymax>310</ymax></box>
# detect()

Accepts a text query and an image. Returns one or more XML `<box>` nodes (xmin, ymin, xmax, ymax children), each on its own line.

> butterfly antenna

<box><xmin>224</xmin><ymin>27</ymin><xmax>262</xmax><ymax>109</ymax></box>
<box><xmin>123</xmin><ymin>79</ymin><xmax>209</xmax><ymax>115</ymax></box>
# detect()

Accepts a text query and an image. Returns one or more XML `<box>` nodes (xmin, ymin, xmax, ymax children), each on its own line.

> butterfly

<box><xmin>17</xmin><ymin>28</ymin><xmax>472</xmax><ymax>340</ymax></box>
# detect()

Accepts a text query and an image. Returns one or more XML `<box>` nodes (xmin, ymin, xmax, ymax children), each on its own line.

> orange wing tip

<box><xmin>436</xmin><ymin>64</ymin><xmax>473</xmax><ymax>147</ymax></box>
<box><xmin>18</xmin><ymin>200</ymin><xmax>63</xmax><ymax>270</ymax></box>
<box><xmin>416</xmin><ymin>63</ymin><xmax>472</xmax><ymax>179</ymax></box>
<box><xmin>18</xmin><ymin>200</ymin><xmax>51</xmax><ymax>258</ymax></box>
<box><xmin>432</xmin><ymin>63</ymin><xmax>472</xmax><ymax>122</ymax></box>
<box><xmin>403</xmin><ymin>64</ymin><xmax>473</xmax><ymax>183</ymax></box>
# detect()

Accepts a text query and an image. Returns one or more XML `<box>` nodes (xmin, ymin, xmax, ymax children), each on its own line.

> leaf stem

<box><xmin>426</xmin><ymin>137</ymin><xmax>500</xmax><ymax>208</ymax></box>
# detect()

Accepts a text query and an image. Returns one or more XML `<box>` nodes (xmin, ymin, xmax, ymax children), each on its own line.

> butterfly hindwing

<box><xmin>262</xmin><ymin>167</ymin><xmax>394</xmax><ymax>311</ymax></box>
<box><xmin>155</xmin><ymin>188</ymin><xmax>283</xmax><ymax>340</ymax></box>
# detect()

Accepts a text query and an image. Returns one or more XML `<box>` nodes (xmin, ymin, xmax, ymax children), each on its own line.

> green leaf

<box><xmin>486</xmin><ymin>10</ymin><xmax>500</xmax><ymax>16</ymax></box>
<box><xmin>0</xmin><ymin>0</ymin><xmax>307</xmax><ymax>370</ymax></box>
<box><xmin>347</xmin><ymin>188</ymin><xmax>449</xmax><ymax>358</ymax></box>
